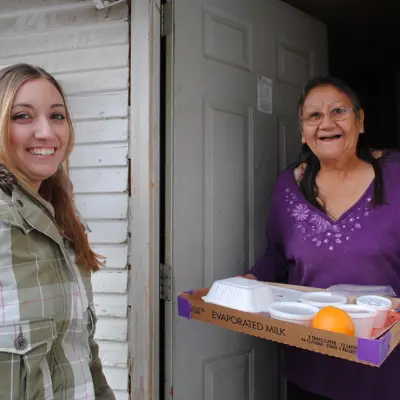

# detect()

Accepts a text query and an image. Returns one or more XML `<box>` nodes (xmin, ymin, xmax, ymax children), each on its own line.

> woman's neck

<box><xmin>319</xmin><ymin>155</ymin><xmax>364</xmax><ymax>178</ymax></box>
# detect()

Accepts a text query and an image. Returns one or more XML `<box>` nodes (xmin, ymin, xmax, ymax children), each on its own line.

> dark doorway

<box><xmin>283</xmin><ymin>0</ymin><xmax>399</xmax><ymax>150</ymax></box>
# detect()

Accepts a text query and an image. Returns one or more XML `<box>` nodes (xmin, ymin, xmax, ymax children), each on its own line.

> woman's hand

<box><xmin>241</xmin><ymin>274</ymin><xmax>257</xmax><ymax>280</ymax></box>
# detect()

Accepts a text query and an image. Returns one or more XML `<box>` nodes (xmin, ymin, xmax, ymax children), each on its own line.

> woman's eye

<box><xmin>332</xmin><ymin>107</ymin><xmax>345</xmax><ymax>114</ymax></box>
<box><xmin>308</xmin><ymin>112</ymin><xmax>321</xmax><ymax>120</ymax></box>
<box><xmin>51</xmin><ymin>113</ymin><xmax>65</xmax><ymax>120</ymax></box>
<box><xmin>12</xmin><ymin>113</ymin><xmax>30</xmax><ymax>120</ymax></box>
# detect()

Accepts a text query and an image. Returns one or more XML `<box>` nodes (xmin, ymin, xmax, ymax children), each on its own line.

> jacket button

<box><xmin>14</xmin><ymin>335</ymin><xmax>27</xmax><ymax>351</ymax></box>
<box><xmin>16</xmin><ymin>200</ymin><xmax>23</xmax><ymax>207</ymax></box>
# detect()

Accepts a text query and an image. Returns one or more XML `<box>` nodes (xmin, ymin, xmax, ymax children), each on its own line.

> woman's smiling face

<box><xmin>300</xmin><ymin>84</ymin><xmax>365</xmax><ymax>163</ymax></box>
<box><xmin>9</xmin><ymin>78</ymin><xmax>70</xmax><ymax>190</ymax></box>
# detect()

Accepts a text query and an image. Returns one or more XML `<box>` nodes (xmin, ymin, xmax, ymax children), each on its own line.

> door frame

<box><xmin>129</xmin><ymin>0</ymin><xmax>161</xmax><ymax>399</ymax></box>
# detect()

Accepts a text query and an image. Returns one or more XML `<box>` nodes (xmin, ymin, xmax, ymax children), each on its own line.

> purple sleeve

<box><xmin>249</xmin><ymin>183</ymin><xmax>288</xmax><ymax>283</ymax></box>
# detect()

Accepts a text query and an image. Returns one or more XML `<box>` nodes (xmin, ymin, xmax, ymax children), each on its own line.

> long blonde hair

<box><xmin>0</xmin><ymin>63</ymin><xmax>104</xmax><ymax>272</ymax></box>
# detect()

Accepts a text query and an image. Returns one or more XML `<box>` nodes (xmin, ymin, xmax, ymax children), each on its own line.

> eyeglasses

<box><xmin>301</xmin><ymin>106</ymin><xmax>356</xmax><ymax>126</ymax></box>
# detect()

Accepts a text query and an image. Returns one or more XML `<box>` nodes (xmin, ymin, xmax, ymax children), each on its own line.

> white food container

<box><xmin>268</xmin><ymin>302</ymin><xmax>320</xmax><ymax>327</ymax></box>
<box><xmin>356</xmin><ymin>295</ymin><xmax>392</xmax><ymax>329</ymax></box>
<box><xmin>336</xmin><ymin>304</ymin><xmax>378</xmax><ymax>338</ymax></box>
<box><xmin>202</xmin><ymin>276</ymin><xmax>274</xmax><ymax>313</ymax></box>
<box><xmin>300</xmin><ymin>292</ymin><xmax>348</xmax><ymax>309</ymax></box>
<box><xmin>269</xmin><ymin>286</ymin><xmax>304</xmax><ymax>303</ymax></box>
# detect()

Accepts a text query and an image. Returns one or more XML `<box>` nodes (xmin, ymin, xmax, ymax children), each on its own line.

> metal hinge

<box><xmin>161</xmin><ymin>2</ymin><xmax>172</xmax><ymax>37</ymax></box>
<box><xmin>160</xmin><ymin>264</ymin><xmax>172</xmax><ymax>301</ymax></box>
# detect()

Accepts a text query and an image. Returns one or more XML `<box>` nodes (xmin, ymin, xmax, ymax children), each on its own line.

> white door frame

<box><xmin>129</xmin><ymin>0</ymin><xmax>161</xmax><ymax>399</ymax></box>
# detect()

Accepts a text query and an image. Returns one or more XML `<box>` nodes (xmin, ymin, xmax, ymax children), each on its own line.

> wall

<box><xmin>0</xmin><ymin>1</ymin><xmax>130</xmax><ymax>399</ymax></box>
<box><xmin>328</xmin><ymin>28</ymin><xmax>399</xmax><ymax>150</ymax></box>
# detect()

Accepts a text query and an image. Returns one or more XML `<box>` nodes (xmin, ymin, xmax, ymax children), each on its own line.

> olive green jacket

<box><xmin>0</xmin><ymin>165</ymin><xmax>114</xmax><ymax>399</ymax></box>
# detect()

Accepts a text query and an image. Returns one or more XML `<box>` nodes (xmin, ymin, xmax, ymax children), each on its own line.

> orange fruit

<box><xmin>312</xmin><ymin>306</ymin><xmax>355</xmax><ymax>336</ymax></box>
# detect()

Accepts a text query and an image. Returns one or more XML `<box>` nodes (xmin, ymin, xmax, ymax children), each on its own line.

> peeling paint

<box><xmin>134</xmin><ymin>376</ymin><xmax>146</xmax><ymax>400</ymax></box>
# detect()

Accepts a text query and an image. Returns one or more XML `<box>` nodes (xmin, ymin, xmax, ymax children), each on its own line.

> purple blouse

<box><xmin>250</xmin><ymin>152</ymin><xmax>400</xmax><ymax>400</ymax></box>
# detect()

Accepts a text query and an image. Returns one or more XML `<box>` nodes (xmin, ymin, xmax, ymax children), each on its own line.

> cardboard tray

<box><xmin>177</xmin><ymin>283</ymin><xmax>400</xmax><ymax>367</ymax></box>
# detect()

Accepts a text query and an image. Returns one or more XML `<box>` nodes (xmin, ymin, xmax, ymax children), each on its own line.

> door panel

<box><xmin>204</xmin><ymin>350</ymin><xmax>254</xmax><ymax>400</ymax></box>
<box><xmin>164</xmin><ymin>1</ymin><xmax>328</xmax><ymax>399</ymax></box>
<box><xmin>204</xmin><ymin>95</ymin><xmax>251</xmax><ymax>284</ymax></box>
<box><xmin>278</xmin><ymin>115</ymin><xmax>301</xmax><ymax>172</ymax></box>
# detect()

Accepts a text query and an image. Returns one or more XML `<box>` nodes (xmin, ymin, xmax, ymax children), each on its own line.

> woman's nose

<box><xmin>319</xmin><ymin>112</ymin><xmax>336</xmax><ymax>129</ymax></box>
<box><xmin>34</xmin><ymin>117</ymin><xmax>54</xmax><ymax>139</ymax></box>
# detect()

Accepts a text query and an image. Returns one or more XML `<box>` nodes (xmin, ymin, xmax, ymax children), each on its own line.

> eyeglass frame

<box><xmin>300</xmin><ymin>106</ymin><xmax>360</xmax><ymax>126</ymax></box>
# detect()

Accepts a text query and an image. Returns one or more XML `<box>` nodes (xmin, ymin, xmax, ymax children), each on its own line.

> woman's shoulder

<box><xmin>375</xmin><ymin>150</ymin><xmax>400</xmax><ymax>189</ymax></box>
<box><xmin>271</xmin><ymin>164</ymin><xmax>298</xmax><ymax>198</ymax></box>
<box><xmin>379</xmin><ymin>148</ymin><xmax>400</xmax><ymax>161</ymax></box>
<box><xmin>378</xmin><ymin>149</ymin><xmax>400</xmax><ymax>172</ymax></box>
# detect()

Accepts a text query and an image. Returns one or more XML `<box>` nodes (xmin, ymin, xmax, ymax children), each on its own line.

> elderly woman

<box><xmin>0</xmin><ymin>64</ymin><xmax>114</xmax><ymax>399</ymax></box>
<box><xmin>247</xmin><ymin>76</ymin><xmax>399</xmax><ymax>400</ymax></box>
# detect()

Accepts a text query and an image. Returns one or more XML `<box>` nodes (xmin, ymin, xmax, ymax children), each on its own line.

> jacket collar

<box><xmin>0</xmin><ymin>164</ymin><xmax>17</xmax><ymax>196</ymax></box>
<box><xmin>0</xmin><ymin>164</ymin><xmax>63</xmax><ymax>247</ymax></box>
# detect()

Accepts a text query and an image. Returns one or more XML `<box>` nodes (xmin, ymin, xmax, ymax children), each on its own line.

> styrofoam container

<box><xmin>268</xmin><ymin>302</ymin><xmax>320</xmax><ymax>327</ymax></box>
<box><xmin>300</xmin><ymin>292</ymin><xmax>348</xmax><ymax>309</ymax></box>
<box><xmin>269</xmin><ymin>286</ymin><xmax>304</xmax><ymax>303</ymax></box>
<box><xmin>336</xmin><ymin>304</ymin><xmax>378</xmax><ymax>338</ymax></box>
<box><xmin>356</xmin><ymin>295</ymin><xmax>392</xmax><ymax>329</ymax></box>
<box><xmin>202</xmin><ymin>276</ymin><xmax>274</xmax><ymax>313</ymax></box>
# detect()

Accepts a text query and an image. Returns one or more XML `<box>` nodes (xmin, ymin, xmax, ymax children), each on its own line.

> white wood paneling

<box><xmin>95</xmin><ymin>318</ymin><xmax>128</xmax><ymax>342</ymax></box>
<box><xmin>0</xmin><ymin>0</ymin><xmax>131</xmax><ymax>395</ymax></box>
<box><xmin>0</xmin><ymin>3</ymin><xmax>127</xmax><ymax>38</ymax></box>
<box><xmin>68</xmin><ymin>93</ymin><xmax>128</xmax><ymax>120</ymax></box>
<box><xmin>91</xmin><ymin>245</ymin><xmax>128</xmax><ymax>269</ymax></box>
<box><xmin>1</xmin><ymin>0</ymin><xmax>93</xmax><ymax>15</ymax></box>
<box><xmin>92</xmin><ymin>270</ymin><xmax>129</xmax><ymax>293</ymax></box>
<box><xmin>70</xmin><ymin>167</ymin><xmax>128</xmax><ymax>193</ymax></box>
<box><xmin>57</xmin><ymin>67</ymin><xmax>129</xmax><ymax>95</ymax></box>
<box><xmin>0</xmin><ymin>44</ymin><xmax>129</xmax><ymax>73</ymax></box>
<box><xmin>88</xmin><ymin>220</ymin><xmax>128</xmax><ymax>244</ymax></box>
<box><xmin>94</xmin><ymin>294</ymin><xmax>128</xmax><ymax>317</ymax></box>
<box><xmin>0</xmin><ymin>22</ymin><xmax>128</xmax><ymax>58</ymax></box>
<box><xmin>103</xmin><ymin>367</ymin><xmax>129</xmax><ymax>391</ymax></box>
<box><xmin>74</xmin><ymin>119</ymin><xmax>129</xmax><ymax>144</ymax></box>
<box><xmin>70</xmin><ymin>143</ymin><xmax>128</xmax><ymax>168</ymax></box>
<box><xmin>98</xmin><ymin>341</ymin><xmax>129</xmax><ymax>368</ymax></box>
<box><xmin>75</xmin><ymin>194</ymin><xmax>128</xmax><ymax>219</ymax></box>
<box><xmin>114</xmin><ymin>391</ymin><xmax>130</xmax><ymax>400</ymax></box>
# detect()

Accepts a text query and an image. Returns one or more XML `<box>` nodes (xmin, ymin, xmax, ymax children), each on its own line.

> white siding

<box><xmin>0</xmin><ymin>1</ymin><xmax>130</xmax><ymax>398</ymax></box>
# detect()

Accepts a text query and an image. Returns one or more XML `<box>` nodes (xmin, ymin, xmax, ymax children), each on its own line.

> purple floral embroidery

<box><xmin>291</xmin><ymin>204</ymin><xmax>310</xmax><ymax>222</ymax></box>
<box><xmin>309</xmin><ymin>214</ymin><xmax>335</xmax><ymax>234</ymax></box>
<box><xmin>285</xmin><ymin>188</ymin><xmax>371</xmax><ymax>250</ymax></box>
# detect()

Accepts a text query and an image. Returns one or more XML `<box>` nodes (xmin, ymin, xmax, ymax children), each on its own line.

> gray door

<box><xmin>163</xmin><ymin>0</ymin><xmax>328</xmax><ymax>399</ymax></box>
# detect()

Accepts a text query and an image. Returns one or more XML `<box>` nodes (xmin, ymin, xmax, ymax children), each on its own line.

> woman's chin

<box><xmin>25</xmin><ymin>165</ymin><xmax>59</xmax><ymax>185</ymax></box>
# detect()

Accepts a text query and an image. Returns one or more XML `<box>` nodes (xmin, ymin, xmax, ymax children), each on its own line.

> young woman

<box><xmin>0</xmin><ymin>64</ymin><xmax>114</xmax><ymax>399</ymax></box>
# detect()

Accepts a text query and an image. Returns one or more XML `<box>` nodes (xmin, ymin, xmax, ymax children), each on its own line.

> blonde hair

<box><xmin>0</xmin><ymin>63</ymin><xmax>104</xmax><ymax>272</ymax></box>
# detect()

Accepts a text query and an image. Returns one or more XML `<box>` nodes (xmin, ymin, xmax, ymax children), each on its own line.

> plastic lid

<box><xmin>336</xmin><ymin>304</ymin><xmax>378</xmax><ymax>319</ymax></box>
<box><xmin>268</xmin><ymin>302</ymin><xmax>319</xmax><ymax>321</ymax></box>
<box><xmin>300</xmin><ymin>292</ymin><xmax>347</xmax><ymax>307</ymax></box>
<box><xmin>356</xmin><ymin>295</ymin><xmax>392</xmax><ymax>310</ymax></box>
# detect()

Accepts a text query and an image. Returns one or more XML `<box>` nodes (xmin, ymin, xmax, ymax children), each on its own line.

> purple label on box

<box><xmin>177</xmin><ymin>291</ymin><xmax>194</xmax><ymax>319</ymax></box>
<box><xmin>357</xmin><ymin>331</ymin><xmax>392</xmax><ymax>365</ymax></box>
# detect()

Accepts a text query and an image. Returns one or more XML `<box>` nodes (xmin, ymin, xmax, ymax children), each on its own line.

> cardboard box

<box><xmin>177</xmin><ymin>282</ymin><xmax>400</xmax><ymax>367</ymax></box>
